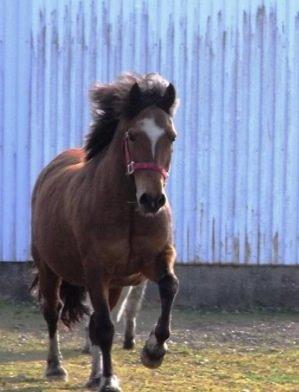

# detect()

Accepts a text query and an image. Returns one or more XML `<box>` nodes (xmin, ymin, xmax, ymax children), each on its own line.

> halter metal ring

<box><xmin>127</xmin><ymin>161</ymin><xmax>135</xmax><ymax>175</ymax></box>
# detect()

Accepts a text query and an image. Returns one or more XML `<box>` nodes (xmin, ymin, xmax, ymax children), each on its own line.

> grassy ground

<box><xmin>0</xmin><ymin>299</ymin><xmax>298</xmax><ymax>391</ymax></box>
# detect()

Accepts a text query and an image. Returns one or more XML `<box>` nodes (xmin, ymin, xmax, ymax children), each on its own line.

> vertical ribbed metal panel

<box><xmin>0</xmin><ymin>0</ymin><xmax>32</xmax><ymax>261</ymax></box>
<box><xmin>1</xmin><ymin>0</ymin><xmax>299</xmax><ymax>264</ymax></box>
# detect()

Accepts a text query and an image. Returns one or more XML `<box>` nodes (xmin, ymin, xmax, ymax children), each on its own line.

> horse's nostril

<box><xmin>140</xmin><ymin>193</ymin><xmax>150</xmax><ymax>206</ymax></box>
<box><xmin>158</xmin><ymin>194</ymin><xmax>166</xmax><ymax>207</ymax></box>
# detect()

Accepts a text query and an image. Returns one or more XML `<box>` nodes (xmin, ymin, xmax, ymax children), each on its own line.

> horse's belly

<box><xmin>36</xmin><ymin>229</ymin><xmax>85</xmax><ymax>285</ymax></box>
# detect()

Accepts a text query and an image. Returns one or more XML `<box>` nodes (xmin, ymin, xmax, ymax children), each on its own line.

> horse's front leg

<box><xmin>141</xmin><ymin>245</ymin><xmax>179</xmax><ymax>369</ymax></box>
<box><xmin>86</xmin><ymin>268</ymin><xmax>121</xmax><ymax>392</ymax></box>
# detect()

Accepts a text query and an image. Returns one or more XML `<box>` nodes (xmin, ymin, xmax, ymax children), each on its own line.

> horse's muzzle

<box><xmin>139</xmin><ymin>193</ymin><xmax>166</xmax><ymax>214</ymax></box>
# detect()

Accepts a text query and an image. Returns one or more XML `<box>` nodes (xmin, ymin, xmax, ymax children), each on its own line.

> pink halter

<box><xmin>123</xmin><ymin>132</ymin><xmax>169</xmax><ymax>181</ymax></box>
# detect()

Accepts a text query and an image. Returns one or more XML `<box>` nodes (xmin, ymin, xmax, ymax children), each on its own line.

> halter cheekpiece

<box><xmin>123</xmin><ymin>131</ymin><xmax>169</xmax><ymax>181</ymax></box>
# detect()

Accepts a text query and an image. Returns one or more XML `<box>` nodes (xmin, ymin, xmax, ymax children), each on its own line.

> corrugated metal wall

<box><xmin>1</xmin><ymin>0</ymin><xmax>299</xmax><ymax>264</ymax></box>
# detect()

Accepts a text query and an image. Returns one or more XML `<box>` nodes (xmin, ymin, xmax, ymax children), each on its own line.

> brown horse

<box><xmin>31</xmin><ymin>73</ymin><xmax>179</xmax><ymax>392</ymax></box>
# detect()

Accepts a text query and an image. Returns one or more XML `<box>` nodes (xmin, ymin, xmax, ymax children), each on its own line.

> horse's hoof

<box><xmin>86</xmin><ymin>376</ymin><xmax>101</xmax><ymax>390</ymax></box>
<box><xmin>141</xmin><ymin>332</ymin><xmax>168</xmax><ymax>369</ymax></box>
<box><xmin>141</xmin><ymin>345</ymin><xmax>166</xmax><ymax>369</ymax></box>
<box><xmin>123</xmin><ymin>337</ymin><xmax>135</xmax><ymax>350</ymax></box>
<box><xmin>45</xmin><ymin>365</ymin><xmax>68</xmax><ymax>381</ymax></box>
<box><xmin>99</xmin><ymin>375</ymin><xmax>121</xmax><ymax>392</ymax></box>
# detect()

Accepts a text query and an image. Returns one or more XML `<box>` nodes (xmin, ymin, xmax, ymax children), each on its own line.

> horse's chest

<box><xmin>131</xmin><ymin>234</ymin><xmax>164</xmax><ymax>261</ymax></box>
<box><xmin>95</xmin><ymin>213</ymin><xmax>170</xmax><ymax>276</ymax></box>
<box><xmin>103</xmin><ymin>233</ymin><xmax>165</xmax><ymax>263</ymax></box>
<box><xmin>130</xmin><ymin>215</ymin><xmax>170</xmax><ymax>262</ymax></box>
<box><xmin>99</xmin><ymin>231</ymin><xmax>166</xmax><ymax>277</ymax></box>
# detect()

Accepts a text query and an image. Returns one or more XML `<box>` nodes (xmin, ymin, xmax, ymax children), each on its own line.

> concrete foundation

<box><xmin>145</xmin><ymin>264</ymin><xmax>299</xmax><ymax>310</ymax></box>
<box><xmin>0</xmin><ymin>262</ymin><xmax>34</xmax><ymax>301</ymax></box>
<box><xmin>0</xmin><ymin>262</ymin><xmax>298</xmax><ymax>310</ymax></box>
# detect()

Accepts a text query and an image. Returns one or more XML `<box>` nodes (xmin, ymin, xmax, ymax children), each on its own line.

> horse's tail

<box><xmin>60</xmin><ymin>280</ymin><xmax>90</xmax><ymax>328</ymax></box>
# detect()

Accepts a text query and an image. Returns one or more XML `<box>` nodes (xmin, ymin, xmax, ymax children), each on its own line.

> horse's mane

<box><xmin>85</xmin><ymin>73</ymin><xmax>178</xmax><ymax>160</ymax></box>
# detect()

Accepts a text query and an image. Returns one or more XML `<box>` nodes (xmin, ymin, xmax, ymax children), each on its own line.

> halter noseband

<box><xmin>123</xmin><ymin>131</ymin><xmax>169</xmax><ymax>181</ymax></box>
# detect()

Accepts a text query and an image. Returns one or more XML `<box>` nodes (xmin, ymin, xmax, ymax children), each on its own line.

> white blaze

<box><xmin>141</xmin><ymin>118</ymin><xmax>164</xmax><ymax>158</ymax></box>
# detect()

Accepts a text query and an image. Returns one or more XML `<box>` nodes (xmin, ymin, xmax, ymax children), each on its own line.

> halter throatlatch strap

<box><xmin>123</xmin><ymin>132</ymin><xmax>169</xmax><ymax>181</ymax></box>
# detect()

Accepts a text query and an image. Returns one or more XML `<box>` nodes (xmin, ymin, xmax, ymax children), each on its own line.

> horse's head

<box><xmin>124</xmin><ymin>82</ymin><xmax>177</xmax><ymax>216</ymax></box>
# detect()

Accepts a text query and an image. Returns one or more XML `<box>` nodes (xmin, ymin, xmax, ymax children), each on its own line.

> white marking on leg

<box><xmin>125</xmin><ymin>318</ymin><xmax>136</xmax><ymax>339</ymax></box>
<box><xmin>48</xmin><ymin>333</ymin><xmax>61</xmax><ymax>363</ymax></box>
<box><xmin>90</xmin><ymin>345</ymin><xmax>102</xmax><ymax>379</ymax></box>
<box><xmin>99</xmin><ymin>375</ymin><xmax>120</xmax><ymax>390</ymax></box>
<box><xmin>116</xmin><ymin>286</ymin><xmax>132</xmax><ymax>323</ymax></box>
<box><xmin>46</xmin><ymin>332</ymin><xmax>68</xmax><ymax>380</ymax></box>
<box><xmin>126</xmin><ymin>282</ymin><xmax>147</xmax><ymax>318</ymax></box>
<box><xmin>83</xmin><ymin>317</ymin><xmax>92</xmax><ymax>353</ymax></box>
<box><xmin>141</xmin><ymin>118</ymin><xmax>164</xmax><ymax>158</ymax></box>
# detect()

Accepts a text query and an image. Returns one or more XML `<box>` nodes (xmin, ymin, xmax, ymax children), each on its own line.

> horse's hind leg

<box><xmin>82</xmin><ymin>294</ymin><xmax>92</xmax><ymax>354</ymax></box>
<box><xmin>123</xmin><ymin>281</ymin><xmax>147</xmax><ymax>349</ymax></box>
<box><xmin>83</xmin><ymin>315</ymin><xmax>92</xmax><ymax>354</ymax></box>
<box><xmin>39</xmin><ymin>265</ymin><xmax>68</xmax><ymax>381</ymax></box>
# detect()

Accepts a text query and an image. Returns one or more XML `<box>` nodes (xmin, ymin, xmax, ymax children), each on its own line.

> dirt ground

<box><xmin>0</xmin><ymin>299</ymin><xmax>298</xmax><ymax>391</ymax></box>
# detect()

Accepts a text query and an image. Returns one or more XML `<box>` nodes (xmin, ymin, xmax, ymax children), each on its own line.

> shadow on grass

<box><xmin>1</xmin><ymin>388</ymin><xmax>81</xmax><ymax>392</ymax></box>
<box><xmin>0</xmin><ymin>366</ymin><xmax>85</xmax><ymax>392</ymax></box>
<box><xmin>0</xmin><ymin>373</ymin><xmax>84</xmax><ymax>392</ymax></box>
<box><xmin>0</xmin><ymin>374</ymin><xmax>44</xmax><ymax>385</ymax></box>
<box><xmin>0</xmin><ymin>348</ymin><xmax>87</xmax><ymax>363</ymax></box>
<box><xmin>0</xmin><ymin>379</ymin><xmax>82</xmax><ymax>392</ymax></box>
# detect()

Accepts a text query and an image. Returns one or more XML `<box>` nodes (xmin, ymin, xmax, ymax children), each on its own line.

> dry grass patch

<box><xmin>0</xmin><ymin>299</ymin><xmax>298</xmax><ymax>391</ymax></box>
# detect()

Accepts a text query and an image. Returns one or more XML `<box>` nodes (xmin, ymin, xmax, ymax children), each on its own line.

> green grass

<box><xmin>0</xmin><ymin>299</ymin><xmax>298</xmax><ymax>391</ymax></box>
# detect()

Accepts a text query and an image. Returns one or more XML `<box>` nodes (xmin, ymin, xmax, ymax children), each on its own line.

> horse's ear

<box><xmin>160</xmin><ymin>83</ymin><xmax>176</xmax><ymax>113</ymax></box>
<box><xmin>129</xmin><ymin>82</ymin><xmax>142</xmax><ymax>105</ymax></box>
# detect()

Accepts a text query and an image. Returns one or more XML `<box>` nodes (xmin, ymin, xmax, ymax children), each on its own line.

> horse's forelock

<box><xmin>85</xmin><ymin>73</ymin><xmax>178</xmax><ymax>160</ymax></box>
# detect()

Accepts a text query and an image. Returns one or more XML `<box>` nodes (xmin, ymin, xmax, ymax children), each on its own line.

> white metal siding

<box><xmin>0</xmin><ymin>0</ymin><xmax>299</xmax><ymax>264</ymax></box>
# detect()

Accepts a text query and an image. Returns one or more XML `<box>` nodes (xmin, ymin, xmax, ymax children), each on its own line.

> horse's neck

<box><xmin>92</xmin><ymin>130</ymin><xmax>134</xmax><ymax>206</ymax></box>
